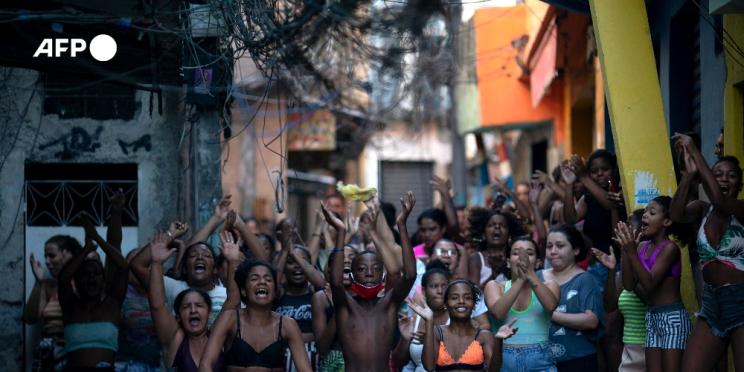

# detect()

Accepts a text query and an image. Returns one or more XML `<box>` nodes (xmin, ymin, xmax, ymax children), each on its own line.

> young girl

<box><xmin>544</xmin><ymin>225</ymin><xmax>604</xmax><ymax>372</ymax></box>
<box><xmin>409</xmin><ymin>280</ymin><xmax>518</xmax><ymax>372</ymax></box>
<box><xmin>485</xmin><ymin>236</ymin><xmax>560</xmax><ymax>371</ymax></box>
<box><xmin>616</xmin><ymin>196</ymin><xmax>691</xmax><ymax>372</ymax></box>
<box><xmin>199</xmin><ymin>234</ymin><xmax>311</xmax><ymax>372</ymax></box>
<box><xmin>393</xmin><ymin>261</ymin><xmax>452</xmax><ymax>372</ymax></box>
<box><xmin>671</xmin><ymin>133</ymin><xmax>744</xmax><ymax>371</ymax></box>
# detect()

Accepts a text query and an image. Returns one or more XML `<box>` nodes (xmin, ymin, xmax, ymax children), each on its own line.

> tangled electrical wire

<box><xmin>215</xmin><ymin>0</ymin><xmax>459</xmax><ymax>125</ymax></box>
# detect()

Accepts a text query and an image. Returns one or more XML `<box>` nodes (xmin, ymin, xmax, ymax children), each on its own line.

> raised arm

<box><xmin>188</xmin><ymin>195</ymin><xmax>231</xmax><ymax>246</ymax></box>
<box><xmin>366</xmin><ymin>200</ymin><xmax>402</xmax><ymax>274</ymax></box>
<box><xmin>431</xmin><ymin>175</ymin><xmax>460</xmax><ymax>240</ymax></box>
<box><xmin>273</xmin><ymin>219</ymin><xmax>294</xmax><ymax>293</ymax></box>
<box><xmin>321</xmin><ymin>202</ymin><xmax>349</xmax><ymax>309</ymax></box>
<box><xmin>670</xmin><ymin>140</ymin><xmax>707</xmax><ymax>224</ymax></box>
<box><xmin>24</xmin><ymin>254</ymin><xmax>48</xmax><ymax>324</ymax></box>
<box><xmin>148</xmin><ymin>232</ymin><xmax>183</xmax><ymax>362</ymax></box>
<box><xmin>198</xmin><ymin>307</ymin><xmax>236</xmax><ymax>372</ymax></box>
<box><xmin>560</xmin><ymin>162</ymin><xmax>585</xmax><ymax>224</ymax></box>
<box><xmin>677</xmin><ymin>133</ymin><xmax>742</xmax><ymax>219</ymax></box>
<box><xmin>58</xmin><ymin>240</ymin><xmax>97</xmax><ymax>311</ymax></box>
<box><xmin>219</xmin><ymin>230</ymin><xmax>242</xmax><ymax>310</ymax></box>
<box><xmin>233</xmin><ymin>211</ymin><xmax>270</xmax><ymax>262</ymax></box>
<box><xmin>306</xmin><ymin>209</ymin><xmax>327</xmax><ymax>266</ymax></box>
<box><xmin>528</xmin><ymin>181</ymin><xmax>548</xmax><ymax>255</ymax></box>
<box><xmin>392</xmin><ymin>314</ymin><xmax>415</xmax><ymax>368</ymax></box>
<box><xmin>571</xmin><ymin>155</ymin><xmax>615</xmax><ymax>211</ymax></box>
<box><xmin>106</xmin><ymin>189</ymin><xmax>124</xmax><ymax>250</ymax></box>
<box><xmin>81</xmin><ymin>214</ymin><xmax>129</xmax><ymax>301</ymax></box>
<box><xmin>493</xmin><ymin>178</ymin><xmax>531</xmax><ymax>222</ymax></box>
<box><xmin>408</xmin><ymin>299</ymin><xmax>437</xmax><ymax>372</ymax></box>
<box><xmin>391</xmin><ymin>192</ymin><xmax>418</xmax><ymax>304</ymax></box>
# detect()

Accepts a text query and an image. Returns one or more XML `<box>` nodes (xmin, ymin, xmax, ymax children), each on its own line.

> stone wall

<box><xmin>0</xmin><ymin>67</ymin><xmax>223</xmax><ymax>369</ymax></box>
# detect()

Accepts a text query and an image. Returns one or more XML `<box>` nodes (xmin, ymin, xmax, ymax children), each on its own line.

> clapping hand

<box><xmin>613</xmin><ymin>222</ymin><xmax>641</xmax><ymax>253</ymax></box>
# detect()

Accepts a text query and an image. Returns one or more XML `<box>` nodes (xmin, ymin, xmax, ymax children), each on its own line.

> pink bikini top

<box><xmin>638</xmin><ymin>240</ymin><xmax>681</xmax><ymax>278</ymax></box>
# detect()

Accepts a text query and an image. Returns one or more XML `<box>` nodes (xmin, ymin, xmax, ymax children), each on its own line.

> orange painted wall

<box><xmin>474</xmin><ymin>6</ymin><xmax>564</xmax><ymax>143</ymax></box>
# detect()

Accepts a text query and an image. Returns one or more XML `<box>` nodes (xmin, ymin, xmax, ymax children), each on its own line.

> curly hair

<box><xmin>467</xmin><ymin>208</ymin><xmax>525</xmax><ymax>251</ymax></box>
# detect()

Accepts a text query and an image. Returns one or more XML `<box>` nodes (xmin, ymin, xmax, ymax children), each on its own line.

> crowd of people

<box><xmin>23</xmin><ymin>131</ymin><xmax>743</xmax><ymax>372</ymax></box>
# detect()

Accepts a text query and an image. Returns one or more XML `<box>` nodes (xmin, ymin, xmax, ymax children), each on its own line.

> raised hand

<box><xmin>532</xmin><ymin>170</ymin><xmax>550</xmax><ymax>185</ymax></box>
<box><xmin>591</xmin><ymin>247</ymin><xmax>616</xmax><ymax>270</ymax></box>
<box><xmin>569</xmin><ymin>155</ymin><xmax>588</xmax><ymax>178</ymax></box>
<box><xmin>560</xmin><ymin>160</ymin><xmax>577</xmax><ymax>184</ymax></box>
<box><xmin>430</xmin><ymin>175</ymin><xmax>452</xmax><ymax>196</ymax></box>
<box><xmin>220</xmin><ymin>230</ymin><xmax>242</xmax><ymax>264</ymax></box>
<box><xmin>109</xmin><ymin>188</ymin><xmax>126</xmax><ymax>210</ymax></box>
<box><xmin>321</xmin><ymin>201</ymin><xmax>346</xmax><ymax>232</ymax></box>
<box><xmin>224</xmin><ymin>210</ymin><xmax>237</xmax><ymax>232</ymax></box>
<box><xmin>214</xmin><ymin>195</ymin><xmax>232</xmax><ymax>221</ymax></box>
<box><xmin>150</xmin><ymin>232</ymin><xmax>176</xmax><ymax>263</ymax></box>
<box><xmin>528</xmin><ymin>180</ymin><xmax>543</xmax><ymax>205</ymax></box>
<box><xmin>495</xmin><ymin>319</ymin><xmax>518</xmax><ymax>339</ymax></box>
<box><xmin>168</xmin><ymin>221</ymin><xmax>189</xmax><ymax>240</ymax></box>
<box><xmin>30</xmin><ymin>253</ymin><xmax>44</xmax><ymax>280</ymax></box>
<box><xmin>681</xmin><ymin>143</ymin><xmax>698</xmax><ymax>176</ymax></box>
<box><xmin>396</xmin><ymin>191</ymin><xmax>416</xmax><ymax>225</ymax></box>
<box><xmin>277</xmin><ymin>218</ymin><xmax>295</xmax><ymax>246</ymax></box>
<box><xmin>607</xmin><ymin>192</ymin><xmax>625</xmax><ymax>211</ymax></box>
<box><xmin>406</xmin><ymin>298</ymin><xmax>433</xmax><ymax>321</ymax></box>
<box><xmin>613</xmin><ymin>222</ymin><xmax>640</xmax><ymax>253</ymax></box>
<box><xmin>672</xmin><ymin>132</ymin><xmax>696</xmax><ymax>152</ymax></box>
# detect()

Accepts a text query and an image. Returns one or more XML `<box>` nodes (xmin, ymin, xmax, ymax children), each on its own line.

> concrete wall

<box><xmin>648</xmin><ymin>0</ymin><xmax>726</xmax><ymax>163</ymax></box>
<box><xmin>0</xmin><ymin>67</ymin><xmax>223</xmax><ymax>369</ymax></box>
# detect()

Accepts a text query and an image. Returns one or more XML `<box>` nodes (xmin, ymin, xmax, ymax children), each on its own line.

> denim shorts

<box><xmin>502</xmin><ymin>343</ymin><xmax>557</xmax><ymax>372</ymax></box>
<box><xmin>696</xmin><ymin>282</ymin><xmax>744</xmax><ymax>338</ymax></box>
<box><xmin>645</xmin><ymin>302</ymin><xmax>692</xmax><ymax>349</ymax></box>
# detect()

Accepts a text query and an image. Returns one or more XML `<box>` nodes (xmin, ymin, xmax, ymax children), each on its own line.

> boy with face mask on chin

<box><xmin>321</xmin><ymin>191</ymin><xmax>418</xmax><ymax>372</ymax></box>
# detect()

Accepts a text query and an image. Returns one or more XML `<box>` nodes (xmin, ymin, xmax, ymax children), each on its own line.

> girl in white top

<box><xmin>393</xmin><ymin>261</ymin><xmax>451</xmax><ymax>372</ymax></box>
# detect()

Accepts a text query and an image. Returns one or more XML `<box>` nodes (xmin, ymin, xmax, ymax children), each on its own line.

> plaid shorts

<box><xmin>645</xmin><ymin>302</ymin><xmax>692</xmax><ymax>350</ymax></box>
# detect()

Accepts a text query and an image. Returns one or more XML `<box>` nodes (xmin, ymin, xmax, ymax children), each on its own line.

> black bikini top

<box><xmin>223</xmin><ymin>310</ymin><xmax>286</xmax><ymax>369</ymax></box>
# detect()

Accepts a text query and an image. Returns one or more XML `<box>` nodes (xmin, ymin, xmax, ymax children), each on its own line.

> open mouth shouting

<box><xmin>255</xmin><ymin>287</ymin><xmax>270</xmax><ymax>299</ymax></box>
<box><xmin>193</xmin><ymin>261</ymin><xmax>207</xmax><ymax>274</ymax></box>
<box><xmin>188</xmin><ymin>315</ymin><xmax>203</xmax><ymax>329</ymax></box>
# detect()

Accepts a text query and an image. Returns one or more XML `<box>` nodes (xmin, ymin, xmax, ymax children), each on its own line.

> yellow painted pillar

<box><xmin>723</xmin><ymin>15</ymin><xmax>744</xmax><ymax>198</ymax></box>
<box><xmin>588</xmin><ymin>0</ymin><xmax>695</xmax><ymax>310</ymax></box>
<box><xmin>588</xmin><ymin>0</ymin><xmax>676</xmax><ymax>209</ymax></box>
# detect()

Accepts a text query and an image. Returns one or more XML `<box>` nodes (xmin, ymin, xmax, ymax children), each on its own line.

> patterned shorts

<box><xmin>318</xmin><ymin>349</ymin><xmax>345</xmax><ymax>372</ymax></box>
<box><xmin>645</xmin><ymin>302</ymin><xmax>692</xmax><ymax>350</ymax></box>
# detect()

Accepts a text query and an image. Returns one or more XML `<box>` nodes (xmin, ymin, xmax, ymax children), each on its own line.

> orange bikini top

<box><xmin>435</xmin><ymin>326</ymin><xmax>485</xmax><ymax>371</ymax></box>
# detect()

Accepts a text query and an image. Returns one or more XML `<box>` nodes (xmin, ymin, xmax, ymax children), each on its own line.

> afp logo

<box><xmin>33</xmin><ymin>34</ymin><xmax>117</xmax><ymax>62</ymax></box>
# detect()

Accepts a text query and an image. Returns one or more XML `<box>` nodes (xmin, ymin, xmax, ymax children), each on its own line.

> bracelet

<box><xmin>331</xmin><ymin>248</ymin><xmax>344</xmax><ymax>254</ymax></box>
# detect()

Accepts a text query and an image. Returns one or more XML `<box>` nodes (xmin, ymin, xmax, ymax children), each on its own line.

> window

<box><xmin>25</xmin><ymin>163</ymin><xmax>138</xmax><ymax>226</ymax></box>
<box><xmin>43</xmin><ymin>74</ymin><xmax>138</xmax><ymax>120</ymax></box>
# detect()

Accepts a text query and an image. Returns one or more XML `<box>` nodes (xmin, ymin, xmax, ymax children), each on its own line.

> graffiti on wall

<box><xmin>38</xmin><ymin>126</ymin><xmax>103</xmax><ymax>160</ymax></box>
<box><xmin>118</xmin><ymin>134</ymin><xmax>151</xmax><ymax>155</ymax></box>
